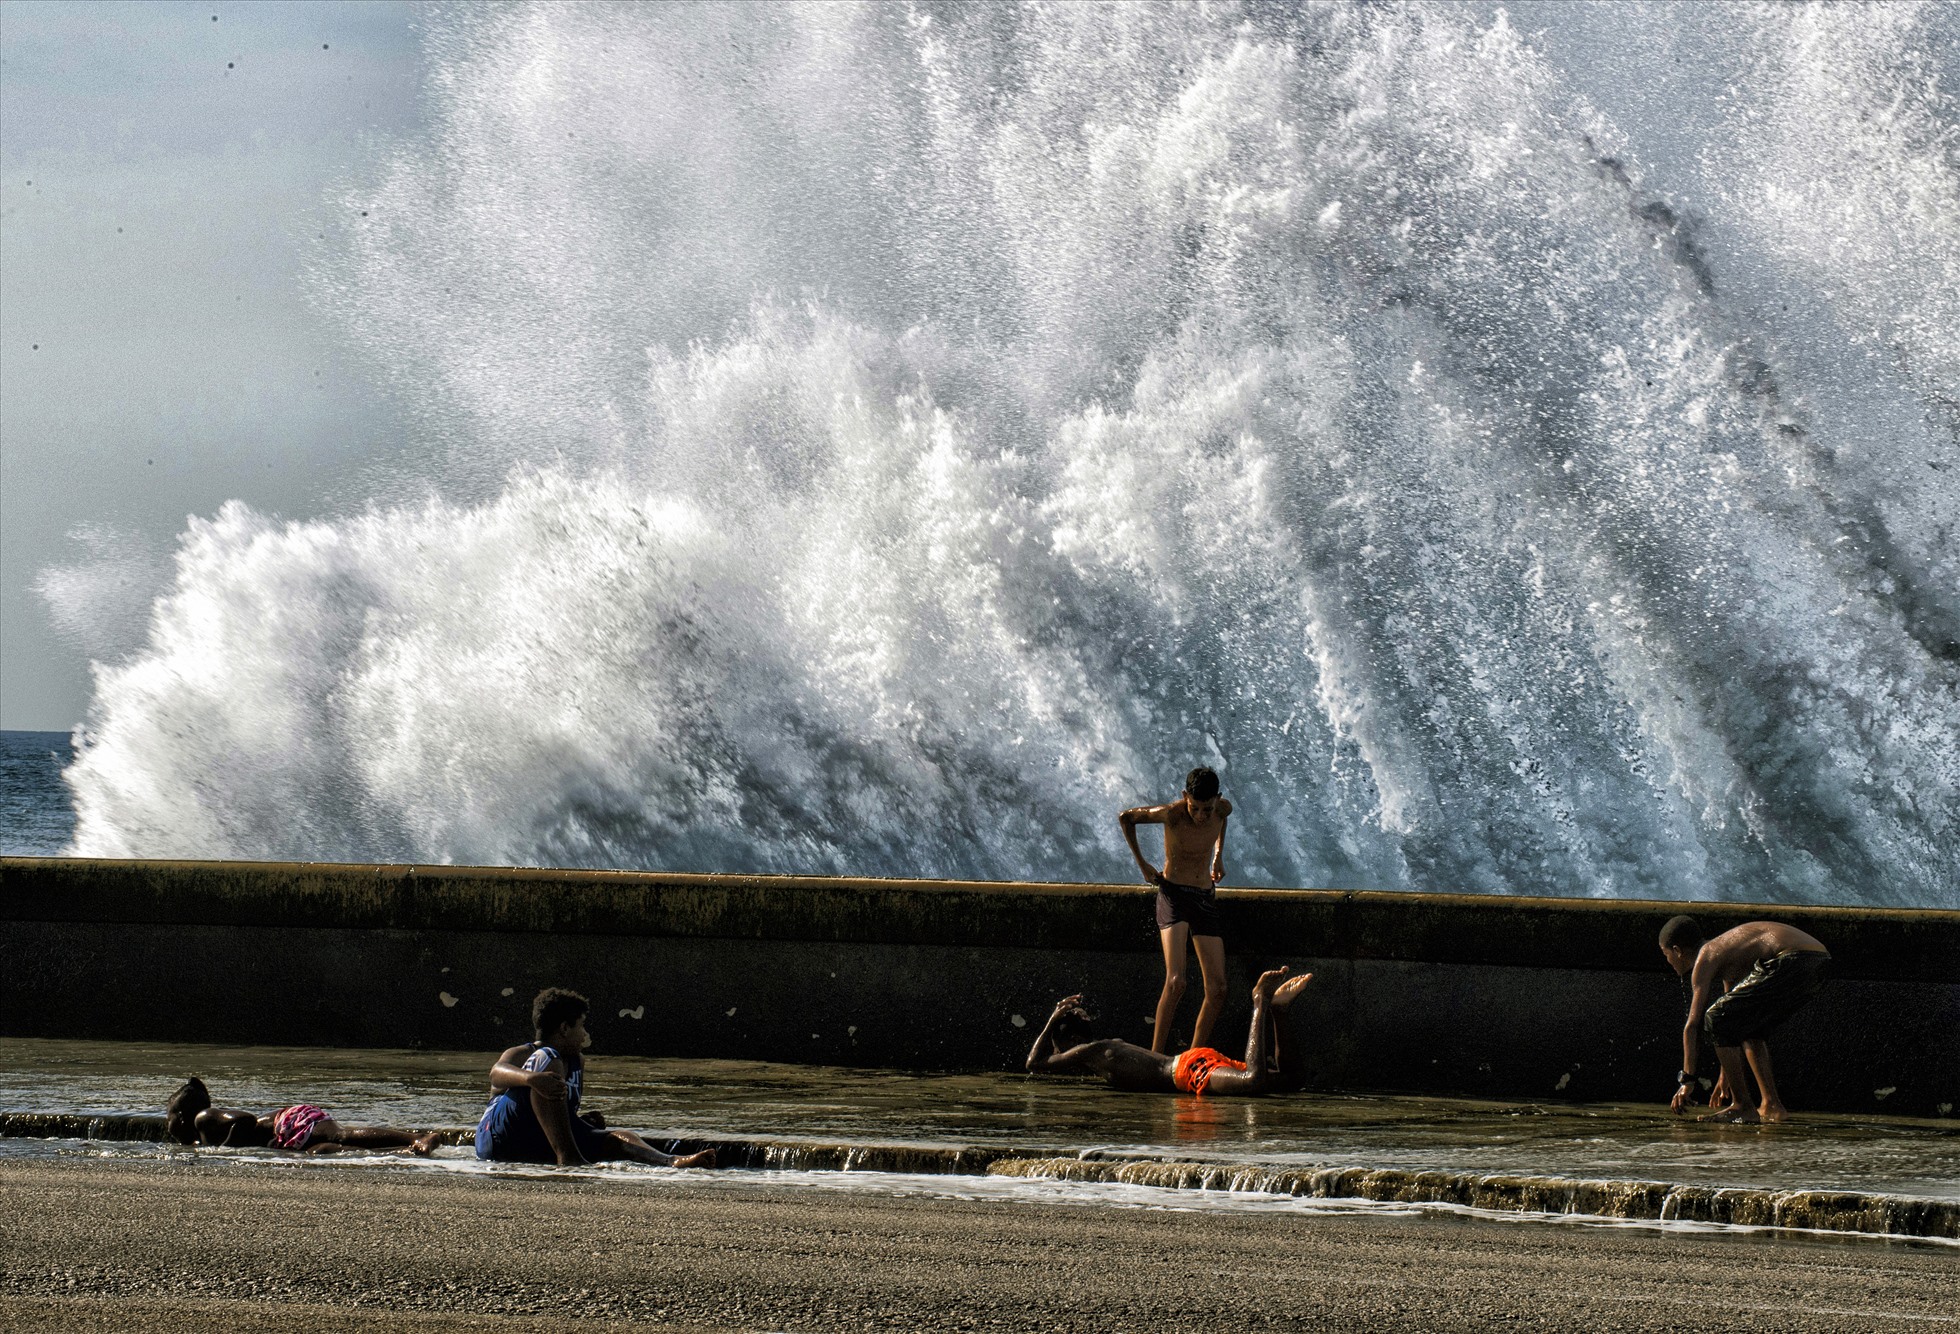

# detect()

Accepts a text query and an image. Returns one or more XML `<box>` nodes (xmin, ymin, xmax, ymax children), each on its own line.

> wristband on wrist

<box><xmin>1677</xmin><ymin>1070</ymin><xmax>1696</xmax><ymax>1086</ymax></box>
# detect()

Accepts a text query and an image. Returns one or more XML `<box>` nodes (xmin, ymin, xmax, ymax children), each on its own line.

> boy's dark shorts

<box><xmin>1155</xmin><ymin>876</ymin><xmax>1222</xmax><ymax>937</ymax></box>
<box><xmin>1704</xmin><ymin>951</ymin><xmax>1831</xmax><ymax>1047</ymax></box>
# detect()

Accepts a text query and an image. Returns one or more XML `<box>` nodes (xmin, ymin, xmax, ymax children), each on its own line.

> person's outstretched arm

<box><xmin>1118</xmin><ymin>805</ymin><xmax>1169</xmax><ymax>884</ymax></box>
<box><xmin>1672</xmin><ymin>957</ymin><xmax>1719</xmax><ymax>1114</ymax></box>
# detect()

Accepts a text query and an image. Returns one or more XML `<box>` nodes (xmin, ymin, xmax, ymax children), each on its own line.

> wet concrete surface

<box><xmin>4</xmin><ymin>1037</ymin><xmax>1955</xmax><ymax>1201</ymax></box>
<box><xmin>2</xmin><ymin>1158</ymin><xmax>1954</xmax><ymax>1333</ymax></box>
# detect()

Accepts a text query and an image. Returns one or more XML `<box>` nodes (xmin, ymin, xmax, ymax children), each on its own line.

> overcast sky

<box><xmin>1</xmin><ymin>0</ymin><xmax>425</xmax><ymax>730</ymax></box>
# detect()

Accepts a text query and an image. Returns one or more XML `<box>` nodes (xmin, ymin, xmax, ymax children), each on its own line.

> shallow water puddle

<box><xmin>3</xmin><ymin>1036</ymin><xmax>1954</xmax><ymax>1203</ymax></box>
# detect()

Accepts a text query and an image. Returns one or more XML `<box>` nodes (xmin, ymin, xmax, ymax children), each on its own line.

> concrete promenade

<box><xmin>2</xmin><ymin>857</ymin><xmax>1955</xmax><ymax>1114</ymax></box>
<box><xmin>3</xmin><ymin>1159</ymin><xmax>1957</xmax><ymax>1333</ymax></box>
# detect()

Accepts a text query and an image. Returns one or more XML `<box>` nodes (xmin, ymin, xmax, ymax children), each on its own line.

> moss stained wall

<box><xmin>3</xmin><ymin>858</ymin><xmax>1955</xmax><ymax>1115</ymax></box>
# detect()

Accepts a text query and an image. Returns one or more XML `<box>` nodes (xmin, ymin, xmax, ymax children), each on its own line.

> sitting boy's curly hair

<box><xmin>532</xmin><ymin>987</ymin><xmax>590</xmax><ymax>1040</ymax></box>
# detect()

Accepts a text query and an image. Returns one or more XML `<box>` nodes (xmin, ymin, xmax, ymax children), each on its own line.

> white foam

<box><xmin>53</xmin><ymin>2</ymin><xmax>1959</xmax><ymax>905</ymax></box>
<box><xmin>10</xmin><ymin>1136</ymin><xmax>1951</xmax><ymax>1247</ymax></box>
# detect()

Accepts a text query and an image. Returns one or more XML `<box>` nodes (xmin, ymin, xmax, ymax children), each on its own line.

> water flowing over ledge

<box><xmin>986</xmin><ymin>1156</ymin><xmax>1960</xmax><ymax>1242</ymax></box>
<box><xmin>4</xmin><ymin>1112</ymin><xmax>1951</xmax><ymax>1242</ymax></box>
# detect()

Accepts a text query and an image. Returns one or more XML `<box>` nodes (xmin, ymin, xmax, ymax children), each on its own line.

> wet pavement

<box><xmin>4</xmin><ymin>1037</ymin><xmax>1953</xmax><ymax>1201</ymax></box>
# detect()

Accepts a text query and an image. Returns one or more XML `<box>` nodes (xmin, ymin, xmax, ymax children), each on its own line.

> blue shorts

<box><xmin>475</xmin><ymin>1101</ymin><xmax>611</xmax><ymax>1163</ymax></box>
<box><xmin>474</xmin><ymin>1044</ymin><xmax>611</xmax><ymax>1163</ymax></box>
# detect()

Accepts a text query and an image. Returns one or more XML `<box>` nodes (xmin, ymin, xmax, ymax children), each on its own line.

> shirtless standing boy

<box><xmin>1121</xmin><ymin>766</ymin><xmax>1233</xmax><ymax>1054</ymax></box>
<box><xmin>1659</xmin><ymin>916</ymin><xmax>1831</xmax><ymax>1123</ymax></box>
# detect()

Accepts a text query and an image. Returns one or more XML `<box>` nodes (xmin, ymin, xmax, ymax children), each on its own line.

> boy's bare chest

<box><xmin>1164</xmin><ymin>819</ymin><xmax>1219</xmax><ymax>852</ymax></box>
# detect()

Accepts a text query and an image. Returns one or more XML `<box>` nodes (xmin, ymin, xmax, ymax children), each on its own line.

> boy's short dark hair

<box><xmin>167</xmin><ymin>1076</ymin><xmax>211</xmax><ymax>1119</ymax></box>
<box><xmin>532</xmin><ymin>987</ymin><xmax>590</xmax><ymax>1040</ymax></box>
<box><xmin>165</xmin><ymin>1076</ymin><xmax>212</xmax><ymax>1144</ymax></box>
<box><xmin>1185</xmin><ymin>766</ymin><xmax>1220</xmax><ymax>801</ymax></box>
<box><xmin>1658</xmin><ymin>915</ymin><xmax>1704</xmax><ymax>951</ymax></box>
<box><xmin>1053</xmin><ymin>1005</ymin><xmax>1093</xmax><ymax>1049</ymax></box>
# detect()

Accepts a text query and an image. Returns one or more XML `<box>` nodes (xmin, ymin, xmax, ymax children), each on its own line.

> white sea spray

<box><xmin>57</xmin><ymin>2</ymin><xmax>1959</xmax><ymax>904</ymax></box>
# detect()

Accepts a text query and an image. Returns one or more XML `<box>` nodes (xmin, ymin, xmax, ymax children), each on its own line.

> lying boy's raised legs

<box><xmin>1026</xmin><ymin>969</ymin><xmax>1311</xmax><ymax>1097</ymax></box>
<box><xmin>1202</xmin><ymin>968</ymin><xmax>1311</xmax><ymax>1095</ymax></box>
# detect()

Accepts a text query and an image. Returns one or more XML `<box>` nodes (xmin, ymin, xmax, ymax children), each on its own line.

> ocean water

<box><xmin>0</xmin><ymin>732</ymin><xmax>73</xmax><ymax>857</ymax></box>
<box><xmin>34</xmin><ymin>2</ymin><xmax>1959</xmax><ymax>905</ymax></box>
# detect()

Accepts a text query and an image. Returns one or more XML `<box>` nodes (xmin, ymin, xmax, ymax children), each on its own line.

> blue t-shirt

<box><xmin>475</xmin><ymin>1044</ymin><xmax>602</xmax><ymax>1162</ymax></box>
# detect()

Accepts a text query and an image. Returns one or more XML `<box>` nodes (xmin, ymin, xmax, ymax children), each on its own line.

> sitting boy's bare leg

<box><xmin>604</xmin><ymin>1129</ymin><xmax>717</xmax><ymax>1168</ymax></box>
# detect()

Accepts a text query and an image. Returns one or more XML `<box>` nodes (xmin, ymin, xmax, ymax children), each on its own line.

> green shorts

<box><xmin>1703</xmin><ymin>951</ymin><xmax>1831</xmax><ymax>1047</ymax></box>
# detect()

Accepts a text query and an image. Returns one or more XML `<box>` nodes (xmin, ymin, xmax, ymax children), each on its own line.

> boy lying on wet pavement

<box><xmin>1025</xmin><ymin>967</ymin><xmax>1312</xmax><ymax>1096</ymax></box>
<box><xmin>164</xmin><ymin>1076</ymin><xmax>440</xmax><ymax>1155</ymax></box>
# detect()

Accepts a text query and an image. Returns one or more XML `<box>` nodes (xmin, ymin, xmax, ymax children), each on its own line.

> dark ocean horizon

<box><xmin>0</xmin><ymin>730</ymin><xmax>75</xmax><ymax>856</ymax></box>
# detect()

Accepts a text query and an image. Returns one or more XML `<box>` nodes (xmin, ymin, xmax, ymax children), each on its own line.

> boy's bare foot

<box><xmin>1252</xmin><ymin>967</ymin><xmax>1290</xmax><ymax>1000</ymax></box>
<box><xmin>410</xmin><ymin>1132</ymin><xmax>441</xmax><ymax>1156</ymax></box>
<box><xmin>675</xmin><ymin>1148</ymin><xmax>717</xmax><ymax>1169</ymax></box>
<box><xmin>1271</xmin><ymin>973</ymin><xmax>1314</xmax><ymax>1008</ymax></box>
<box><xmin>1759</xmin><ymin>1104</ymin><xmax>1789</xmax><ymax>1124</ymax></box>
<box><xmin>1699</xmin><ymin>1108</ymin><xmax>1761</xmax><ymax>1124</ymax></box>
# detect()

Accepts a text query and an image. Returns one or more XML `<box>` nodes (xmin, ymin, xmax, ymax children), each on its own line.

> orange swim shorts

<box><xmin>1171</xmin><ymin>1047</ymin><xmax>1246</xmax><ymax>1096</ymax></box>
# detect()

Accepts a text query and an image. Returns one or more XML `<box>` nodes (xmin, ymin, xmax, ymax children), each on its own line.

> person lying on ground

<box><xmin>164</xmin><ymin>1077</ymin><xmax>440</xmax><ymax>1155</ymax></box>
<box><xmin>1025</xmin><ymin>967</ymin><xmax>1312</xmax><ymax>1096</ymax></box>
<box><xmin>477</xmin><ymin>987</ymin><xmax>717</xmax><ymax>1168</ymax></box>
<box><xmin>1659</xmin><ymin>916</ymin><xmax>1831</xmax><ymax>1124</ymax></box>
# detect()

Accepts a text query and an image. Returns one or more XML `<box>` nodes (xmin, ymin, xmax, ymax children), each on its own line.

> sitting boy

<box><xmin>1025</xmin><ymin>967</ymin><xmax>1312</xmax><ymax>1095</ymax></box>
<box><xmin>476</xmin><ymin>988</ymin><xmax>717</xmax><ymax>1168</ymax></box>
<box><xmin>164</xmin><ymin>1077</ymin><xmax>440</xmax><ymax>1154</ymax></box>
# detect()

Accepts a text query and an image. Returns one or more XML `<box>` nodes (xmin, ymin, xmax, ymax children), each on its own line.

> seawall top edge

<box><xmin>4</xmin><ymin>855</ymin><xmax>1955</xmax><ymax>924</ymax></box>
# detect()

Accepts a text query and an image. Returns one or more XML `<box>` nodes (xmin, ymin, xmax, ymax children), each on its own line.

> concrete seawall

<box><xmin>2</xmin><ymin>857</ymin><xmax>1954</xmax><ymax>1115</ymax></box>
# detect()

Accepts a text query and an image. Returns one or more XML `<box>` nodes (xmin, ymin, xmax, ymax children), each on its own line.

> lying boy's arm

<box><xmin>1025</xmin><ymin>996</ymin><xmax>1086</xmax><ymax>1073</ymax></box>
<box><xmin>1118</xmin><ymin>805</ymin><xmax>1169</xmax><ymax>884</ymax></box>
